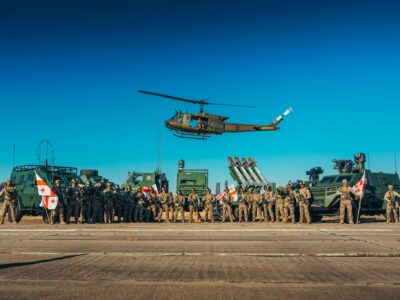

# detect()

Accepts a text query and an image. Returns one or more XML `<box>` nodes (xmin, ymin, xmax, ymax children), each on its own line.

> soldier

<box><xmin>0</xmin><ymin>180</ymin><xmax>17</xmax><ymax>224</ymax></box>
<box><xmin>146</xmin><ymin>189</ymin><xmax>159</xmax><ymax>222</ymax></box>
<box><xmin>252</xmin><ymin>188</ymin><xmax>263</xmax><ymax>223</ymax></box>
<box><xmin>188</xmin><ymin>188</ymin><xmax>202</xmax><ymax>223</ymax></box>
<box><xmin>246</xmin><ymin>187</ymin><xmax>254</xmax><ymax>221</ymax></box>
<box><xmin>261</xmin><ymin>185</ymin><xmax>274</xmax><ymax>223</ymax></box>
<box><xmin>53</xmin><ymin>180</ymin><xmax>66</xmax><ymax>225</ymax></box>
<box><xmin>174</xmin><ymin>191</ymin><xmax>186</xmax><ymax>223</ymax></box>
<box><xmin>384</xmin><ymin>185</ymin><xmax>399</xmax><ymax>223</ymax></box>
<box><xmin>168</xmin><ymin>192</ymin><xmax>175</xmax><ymax>222</ymax></box>
<box><xmin>336</xmin><ymin>179</ymin><xmax>355</xmax><ymax>224</ymax></box>
<box><xmin>92</xmin><ymin>183</ymin><xmax>104</xmax><ymax>223</ymax></box>
<box><xmin>238</xmin><ymin>187</ymin><xmax>249</xmax><ymax>223</ymax></box>
<box><xmin>135</xmin><ymin>186</ymin><xmax>146</xmax><ymax>222</ymax></box>
<box><xmin>113</xmin><ymin>185</ymin><xmax>123</xmax><ymax>223</ymax></box>
<box><xmin>104</xmin><ymin>182</ymin><xmax>114</xmax><ymax>224</ymax></box>
<box><xmin>298</xmin><ymin>181</ymin><xmax>312</xmax><ymax>224</ymax></box>
<box><xmin>221</xmin><ymin>188</ymin><xmax>234</xmax><ymax>223</ymax></box>
<box><xmin>125</xmin><ymin>185</ymin><xmax>136</xmax><ymax>222</ymax></box>
<box><xmin>80</xmin><ymin>181</ymin><xmax>94</xmax><ymax>224</ymax></box>
<box><xmin>65</xmin><ymin>179</ymin><xmax>81</xmax><ymax>224</ymax></box>
<box><xmin>158</xmin><ymin>187</ymin><xmax>170</xmax><ymax>223</ymax></box>
<box><xmin>202</xmin><ymin>188</ymin><xmax>215</xmax><ymax>223</ymax></box>
<box><xmin>274</xmin><ymin>187</ymin><xmax>285</xmax><ymax>223</ymax></box>
<box><xmin>122</xmin><ymin>186</ymin><xmax>130</xmax><ymax>222</ymax></box>
<box><xmin>284</xmin><ymin>185</ymin><xmax>296</xmax><ymax>224</ymax></box>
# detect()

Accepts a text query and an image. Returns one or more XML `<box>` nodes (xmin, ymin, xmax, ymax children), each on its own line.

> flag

<box><xmin>142</xmin><ymin>184</ymin><xmax>159</xmax><ymax>195</ymax></box>
<box><xmin>352</xmin><ymin>172</ymin><xmax>366</xmax><ymax>199</ymax></box>
<box><xmin>151</xmin><ymin>184</ymin><xmax>159</xmax><ymax>195</ymax></box>
<box><xmin>217</xmin><ymin>191</ymin><xmax>225</xmax><ymax>203</ymax></box>
<box><xmin>35</xmin><ymin>171</ymin><xmax>58</xmax><ymax>209</ymax></box>
<box><xmin>229</xmin><ymin>184</ymin><xmax>238</xmax><ymax>201</ymax></box>
<box><xmin>35</xmin><ymin>172</ymin><xmax>51</xmax><ymax>196</ymax></box>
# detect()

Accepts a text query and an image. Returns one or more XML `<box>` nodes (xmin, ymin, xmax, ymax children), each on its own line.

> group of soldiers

<box><xmin>1</xmin><ymin>178</ymin><xmax>399</xmax><ymax>225</ymax></box>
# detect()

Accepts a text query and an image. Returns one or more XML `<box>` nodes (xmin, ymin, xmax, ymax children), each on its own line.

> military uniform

<box><xmin>126</xmin><ymin>188</ymin><xmax>136</xmax><ymax>222</ymax></box>
<box><xmin>246</xmin><ymin>189</ymin><xmax>254</xmax><ymax>221</ymax></box>
<box><xmin>336</xmin><ymin>183</ymin><xmax>354</xmax><ymax>224</ymax></box>
<box><xmin>158</xmin><ymin>191</ymin><xmax>170</xmax><ymax>222</ymax></box>
<box><xmin>81</xmin><ymin>184</ymin><xmax>95</xmax><ymax>223</ymax></box>
<box><xmin>147</xmin><ymin>193</ymin><xmax>159</xmax><ymax>222</ymax></box>
<box><xmin>0</xmin><ymin>183</ymin><xmax>17</xmax><ymax>224</ymax></box>
<box><xmin>103</xmin><ymin>186</ymin><xmax>114</xmax><ymax>224</ymax></box>
<box><xmin>274</xmin><ymin>190</ymin><xmax>285</xmax><ymax>223</ymax></box>
<box><xmin>261</xmin><ymin>189</ymin><xmax>274</xmax><ymax>223</ymax></box>
<box><xmin>238</xmin><ymin>191</ymin><xmax>249</xmax><ymax>223</ymax></box>
<box><xmin>221</xmin><ymin>192</ymin><xmax>234</xmax><ymax>223</ymax></box>
<box><xmin>122</xmin><ymin>189</ymin><xmax>130</xmax><ymax>222</ymax></box>
<box><xmin>53</xmin><ymin>184</ymin><xmax>66</xmax><ymax>225</ymax></box>
<box><xmin>66</xmin><ymin>184</ymin><xmax>81</xmax><ymax>224</ymax></box>
<box><xmin>202</xmin><ymin>190</ymin><xmax>215</xmax><ymax>223</ymax></box>
<box><xmin>384</xmin><ymin>188</ymin><xmax>399</xmax><ymax>223</ymax></box>
<box><xmin>252</xmin><ymin>190</ymin><xmax>263</xmax><ymax>222</ymax></box>
<box><xmin>188</xmin><ymin>191</ymin><xmax>202</xmax><ymax>223</ymax></box>
<box><xmin>298</xmin><ymin>185</ymin><xmax>312</xmax><ymax>224</ymax></box>
<box><xmin>92</xmin><ymin>184</ymin><xmax>104</xmax><ymax>223</ymax></box>
<box><xmin>135</xmin><ymin>190</ymin><xmax>145</xmax><ymax>222</ymax></box>
<box><xmin>113</xmin><ymin>187</ymin><xmax>123</xmax><ymax>222</ymax></box>
<box><xmin>173</xmin><ymin>193</ymin><xmax>186</xmax><ymax>223</ymax></box>
<box><xmin>283</xmin><ymin>189</ymin><xmax>296</xmax><ymax>224</ymax></box>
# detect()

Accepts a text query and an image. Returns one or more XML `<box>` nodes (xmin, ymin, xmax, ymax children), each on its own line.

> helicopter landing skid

<box><xmin>173</xmin><ymin>131</ymin><xmax>210</xmax><ymax>140</ymax></box>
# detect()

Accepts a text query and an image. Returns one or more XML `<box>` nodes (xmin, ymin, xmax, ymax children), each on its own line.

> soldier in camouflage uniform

<box><xmin>125</xmin><ymin>185</ymin><xmax>136</xmax><ymax>222</ymax></box>
<box><xmin>146</xmin><ymin>189</ymin><xmax>159</xmax><ymax>222</ymax></box>
<box><xmin>0</xmin><ymin>180</ymin><xmax>17</xmax><ymax>224</ymax></box>
<box><xmin>173</xmin><ymin>191</ymin><xmax>186</xmax><ymax>223</ymax></box>
<box><xmin>168</xmin><ymin>192</ymin><xmax>175</xmax><ymax>222</ymax></box>
<box><xmin>274</xmin><ymin>187</ymin><xmax>285</xmax><ymax>223</ymax></box>
<box><xmin>66</xmin><ymin>179</ymin><xmax>81</xmax><ymax>224</ymax></box>
<box><xmin>261</xmin><ymin>185</ymin><xmax>274</xmax><ymax>223</ymax></box>
<box><xmin>188</xmin><ymin>188</ymin><xmax>202</xmax><ymax>223</ymax></box>
<box><xmin>80</xmin><ymin>181</ymin><xmax>94</xmax><ymax>224</ymax></box>
<box><xmin>246</xmin><ymin>187</ymin><xmax>254</xmax><ymax>221</ymax></box>
<box><xmin>53</xmin><ymin>180</ymin><xmax>66</xmax><ymax>225</ymax></box>
<box><xmin>252</xmin><ymin>188</ymin><xmax>263</xmax><ymax>223</ymax></box>
<box><xmin>284</xmin><ymin>185</ymin><xmax>296</xmax><ymax>224</ymax></box>
<box><xmin>135</xmin><ymin>186</ymin><xmax>145</xmax><ymax>223</ymax></box>
<box><xmin>113</xmin><ymin>185</ymin><xmax>123</xmax><ymax>223</ymax></box>
<box><xmin>384</xmin><ymin>185</ymin><xmax>399</xmax><ymax>223</ymax></box>
<box><xmin>202</xmin><ymin>188</ymin><xmax>215</xmax><ymax>223</ymax></box>
<box><xmin>104</xmin><ymin>182</ymin><xmax>114</xmax><ymax>224</ymax></box>
<box><xmin>221</xmin><ymin>188</ymin><xmax>234</xmax><ymax>223</ymax></box>
<box><xmin>122</xmin><ymin>186</ymin><xmax>130</xmax><ymax>222</ymax></box>
<box><xmin>158</xmin><ymin>187</ymin><xmax>170</xmax><ymax>223</ymax></box>
<box><xmin>336</xmin><ymin>179</ymin><xmax>355</xmax><ymax>224</ymax></box>
<box><xmin>92</xmin><ymin>183</ymin><xmax>104</xmax><ymax>223</ymax></box>
<box><xmin>298</xmin><ymin>181</ymin><xmax>312</xmax><ymax>224</ymax></box>
<box><xmin>238</xmin><ymin>187</ymin><xmax>249</xmax><ymax>223</ymax></box>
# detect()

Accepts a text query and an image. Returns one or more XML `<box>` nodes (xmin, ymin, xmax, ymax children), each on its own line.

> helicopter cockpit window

<box><xmin>174</xmin><ymin>114</ymin><xmax>183</xmax><ymax>123</ymax></box>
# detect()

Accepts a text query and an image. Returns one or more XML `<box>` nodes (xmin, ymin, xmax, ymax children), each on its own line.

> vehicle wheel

<box><xmin>234</xmin><ymin>207</ymin><xmax>239</xmax><ymax>220</ymax></box>
<box><xmin>8</xmin><ymin>203</ymin><xmax>23</xmax><ymax>223</ymax></box>
<box><xmin>80</xmin><ymin>169</ymin><xmax>98</xmax><ymax>177</ymax></box>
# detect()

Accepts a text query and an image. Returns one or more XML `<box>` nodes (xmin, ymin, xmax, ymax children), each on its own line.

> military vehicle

<box><xmin>303</xmin><ymin>153</ymin><xmax>400</xmax><ymax>221</ymax></box>
<box><xmin>8</xmin><ymin>164</ymin><xmax>79</xmax><ymax>222</ymax></box>
<box><xmin>138</xmin><ymin>90</ymin><xmax>292</xmax><ymax>140</ymax></box>
<box><xmin>122</xmin><ymin>170</ymin><xmax>169</xmax><ymax>192</ymax></box>
<box><xmin>79</xmin><ymin>169</ymin><xmax>110</xmax><ymax>187</ymax></box>
<box><xmin>176</xmin><ymin>160</ymin><xmax>209</xmax><ymax>198</ymax></box>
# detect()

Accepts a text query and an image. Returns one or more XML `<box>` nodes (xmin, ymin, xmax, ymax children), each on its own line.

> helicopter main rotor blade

<box><xmin>138</xmin><ymin>90</ymin><xmax>203</xmax><ymax>105</ymax></box>
<box><xmin>138</xmin><ymin>90</ymin><xmax>256</xmax><ymax>109</ymax></box>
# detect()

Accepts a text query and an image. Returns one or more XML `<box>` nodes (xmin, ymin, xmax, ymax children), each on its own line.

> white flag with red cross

<box><xmin>229</xmin><ymin>184</ymin><xmax>238</xmax><ymax>201</ymax></box>
<box><xmin>352</xmin><ymin>172</ymin><xmax>366</xmax><ymax>199</ymax></box>
<box><xmin>35</xmin><ymin>172</ymin><xmax>58</xmax><ymax>209</ymax></box>
<box><xmin>217</xmin><ymin>191</ymin><xmax>225</xmax><ymax>203</ymax></box>
<box><xmin>151</xmin><ymin>184</ymin><xmax>159</xmax><ymax>195</ymax></box>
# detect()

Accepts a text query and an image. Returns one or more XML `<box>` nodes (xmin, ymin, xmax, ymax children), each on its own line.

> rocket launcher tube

<box><xmin>228</xmin><ymin>157</ymin><xmax>247</xmax><ymax>184</ymax></box>
<box><xmin>249</xmin><ymin>158</ymin><xmax>270</xmax><ymax>185</ymax></box>
<box><xmin>242</xmin><ymin>158</ymin><xmax>262</xmax><ymax>185</ymax></box>
<box><xmin>235</xmin><ymin>157</ymin><xmax>253</xmax><ymax>184</ymax></box>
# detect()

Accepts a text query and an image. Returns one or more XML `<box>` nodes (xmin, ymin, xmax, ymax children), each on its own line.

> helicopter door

<box><xmin>182</xmin><ymin>115</ymin><xmax>191</xmax><ymax>127</ymax></box>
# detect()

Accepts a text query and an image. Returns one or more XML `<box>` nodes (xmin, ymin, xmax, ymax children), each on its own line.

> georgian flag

<box><xmin>217</xmin><ymin>191</ymin><xmax>225</xmax><ymax>203</ymax></box>
<box><xmin>151</xmin><ymin>184</ymin><xmax>159</xmax><ymax>195</ymax></box>
<box><xmin>352</xmin><ymin>172</ymin><xmax>366</xmax><ymax>199</ymax></box>
<box><xmin>35</xmin><ymin>172</ymin><xmax>58</xmax><ymax>209</ymax></box>
<box><xmin>142</xmin><ymin>184</ymin><xmax>159</xmax><ymax>196</ymax></box>
<box><xmin>229</xmin><ymin>184</ymin><xmax>238</xmax><ymax>201</ymax></box>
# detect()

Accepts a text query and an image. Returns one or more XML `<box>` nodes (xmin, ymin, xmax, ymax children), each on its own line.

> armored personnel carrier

<box><xmin>305</xmin><ymin>153</ymin><xmax>400</xmax><ymax>221</ymax></box>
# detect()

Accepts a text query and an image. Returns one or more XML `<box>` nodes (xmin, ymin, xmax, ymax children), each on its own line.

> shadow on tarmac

<box><xmin>0</xmin><ymin>254</ymin><xmax>86</xmax><ymax>270</ymax></box>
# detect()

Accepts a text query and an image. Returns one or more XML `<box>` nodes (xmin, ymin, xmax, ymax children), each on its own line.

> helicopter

<box><xmin>138</xmin><ymin>90</ymin><xmax>293</xmax><ymax>140</ymax></box>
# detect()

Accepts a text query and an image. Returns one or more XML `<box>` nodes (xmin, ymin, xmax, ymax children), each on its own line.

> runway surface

<box><xmin>1</xmin><ymin>219</ymin><xmax>400</xmax><ymax>299</ymax></box>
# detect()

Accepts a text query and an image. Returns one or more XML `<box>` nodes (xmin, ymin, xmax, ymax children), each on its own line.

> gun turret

<box><xmin>306</xmin><ymin>167</ymin><xmax>324</xmax><ymax>181</ymax></box>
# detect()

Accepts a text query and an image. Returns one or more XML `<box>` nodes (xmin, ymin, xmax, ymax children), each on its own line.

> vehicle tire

<box><xmin>234</xmin><ymin>207</ymin><xmax>239</xmax><ymax>220</ymax></box>
<box><xmin>8</xmin><ymin>202</ymin><xmax>23</xmax><ymax>223</ymax></box>
<box><xmin>80</xmin><ymin>169</ymin><xmax>98</xmax><ymax>177</ymax></box>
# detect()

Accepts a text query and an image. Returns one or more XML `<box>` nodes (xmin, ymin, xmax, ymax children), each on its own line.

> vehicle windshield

<box><xmin>320</xmin><ymin>176</ymin><xmax>336</xmax><ymax>184</ymax></box>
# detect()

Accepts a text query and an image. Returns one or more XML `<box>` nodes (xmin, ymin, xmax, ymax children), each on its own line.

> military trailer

<box><xmin>306</xmin><ymin>153</ymin><xmax>400</xmax><ymax>221</ymax></box>
<box><xmin>176</xmin><ymin>160</ymin><xmax>208</xmax><ymax>198</ymax></box>
<box><xmin>8</xmin><ymin>164</ymin><xmax>79</xmax><ymax>222</ymax></box>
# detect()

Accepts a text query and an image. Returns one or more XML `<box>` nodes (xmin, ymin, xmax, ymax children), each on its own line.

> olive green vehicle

<box><xmin>122</xmin><ymin>170</ymin><xmax>169</xmax><ymax>192</ymax></box>
<box><xmin>8</xmin><ymin>164</ymin><xmax>79</xmax><ymax>222</ymax></box>
<box><xmin>176</xmin><ymin>160</ymin><xmax>209</xmax><ymax>198</ymax></box>
<box><xmin>303</xmin><ymin>153</ymin><xmax>400</xmax><ymax>221</ymax></box>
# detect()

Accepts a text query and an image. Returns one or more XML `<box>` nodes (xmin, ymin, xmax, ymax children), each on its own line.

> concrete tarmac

<box><xmin>0</xmin><ymin>218</ymin><xmax>400</xmax><ymax>299</ymax></box>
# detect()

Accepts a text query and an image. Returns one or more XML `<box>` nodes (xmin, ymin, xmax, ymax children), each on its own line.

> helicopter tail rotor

<box><xmin>272</xmin><ymin>107</ymin><xmax>293</xmax><ymax>126</ymax></box>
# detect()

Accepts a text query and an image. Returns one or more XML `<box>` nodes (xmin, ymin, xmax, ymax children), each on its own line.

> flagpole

<box><xmin>357</xmin><ymin>195</ymin><xmax>363</xmax><ymax>224</ymax></box>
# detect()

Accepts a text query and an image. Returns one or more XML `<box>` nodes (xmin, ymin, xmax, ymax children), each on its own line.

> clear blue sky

<box><xmin>1</xmin><ymin>0</ymin><xmax>399</xmax><ymax>191</ymax></box>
